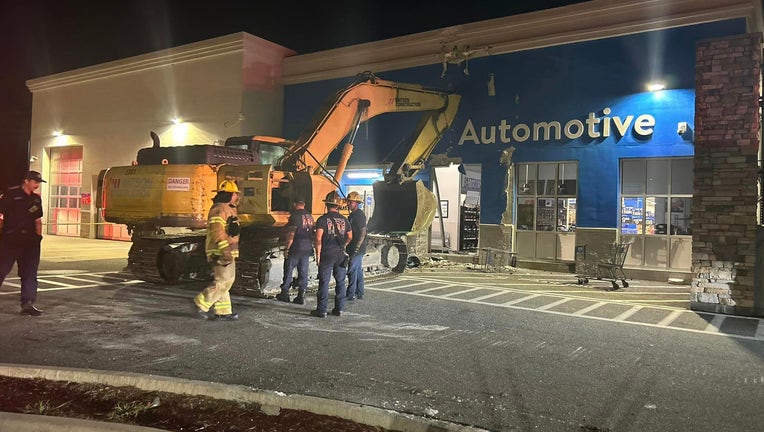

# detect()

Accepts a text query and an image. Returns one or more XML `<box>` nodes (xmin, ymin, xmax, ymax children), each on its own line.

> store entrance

<box><xmin>430</xmin><ymin>164</ymin><xmax>481</xmax><ymax>253</ymax></box>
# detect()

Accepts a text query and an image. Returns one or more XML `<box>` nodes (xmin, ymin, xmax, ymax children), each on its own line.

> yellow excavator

<box><xmin>99</xmin><ymin>72</ymin><xmax>460</xmax><ymax>295</ymax></box>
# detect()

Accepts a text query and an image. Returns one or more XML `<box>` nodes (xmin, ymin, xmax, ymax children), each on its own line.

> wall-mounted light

<box><xmin>646</xmin><ymin>82</ymin><xmax>666</xmax><ymax>92</ymax></box>
<box><xmin>29</xmin><ymin>155</ymin><xmax>38</xmax><ymax>163</ymax></box>
<box><xmin>53</xmin><ymin>130</ymin><xmax>63</xmax><ymax>137</ymax></box>
<box><xmin>171</xmin><ymin>117</ymin><xmax>183</xmax><ymax>125</ymax></box>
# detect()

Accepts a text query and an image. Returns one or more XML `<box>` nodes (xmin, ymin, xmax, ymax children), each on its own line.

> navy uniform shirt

<box><xmin>287</xmin><ymin>208</ymin><xmax>315</xmax><ymax>255</ymax></box>
<box><xmin>0</xmin><ymin>187</ymin><xmax>43</xmax><ymax>236</ymax></box>
<box><xmin>348</xmin><ymin>208</ymin><xmax>367</xmax><ymax>255</ymax></box>
<box><xmin>315</xmin><ymin>210</ymin><xmax>351</xmax><ymax>256</ymax></box>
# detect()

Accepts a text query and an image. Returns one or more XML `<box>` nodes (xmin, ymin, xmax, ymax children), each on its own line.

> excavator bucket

<box><xmin>367</xmin><ymin>180</ymin><xmax>437</xmax><ymax>235</ymax></box>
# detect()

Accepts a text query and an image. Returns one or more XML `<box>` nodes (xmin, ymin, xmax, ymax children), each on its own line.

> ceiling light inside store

<box><xmin>347</xmin><ymin>172</ymin><xmax>382</xmax><ymax>179</ymax></box>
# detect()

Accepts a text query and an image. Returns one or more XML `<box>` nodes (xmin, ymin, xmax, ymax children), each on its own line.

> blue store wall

<box><xmin>283</xmin><ymin>19</ymin><xmax>746</xmax><ymax>228</ymax></box>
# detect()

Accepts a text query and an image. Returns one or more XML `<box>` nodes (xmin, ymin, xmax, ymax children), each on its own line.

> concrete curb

<box><xmin>0</xmin><ymin>363</ymin><xmax>490</xmax><ymax>432</ymax></box>
<box><xmin>0</xmin><ymin>412</ymin><xmax>166</xmax><ymax>432</ymax></box>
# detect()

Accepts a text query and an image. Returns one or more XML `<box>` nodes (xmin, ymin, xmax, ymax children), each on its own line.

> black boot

<box><xmin>292</xmin><ymin>294</ymin><xmax>305</xmax><ymax>305</ymax></box>
<box><xmin>275</xmin><ymin>292</ymin><xmax>291</xmax><ymax>303</ymax></box>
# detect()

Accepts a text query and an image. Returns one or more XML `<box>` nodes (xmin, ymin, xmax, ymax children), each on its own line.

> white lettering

<box><xmin>166</xmin><ymin>177</ymin><xmax>191</xmax><ymax>191</ymax></box>
<box><xmin>634</xmin><ymin>114</ymin><xmax>655</xmax><ymax>136</ymax></box>
<box><xmin>564</xmin><ymin>119</ymin><xmax>584</xmax><ymax>140</ymax></box>
<box><xmin>512</xmin><ymin>124</ymin><xmax>531</xmax><ymax>142</ymax></box>
<box><xmin>458</xmin><ymin>119</ymin><xmax>480</xmax><ymax>145</ymax></box>
<box><xmin>533</xmin><ymin>121</ymin><xmax>561</xmax><ymax>141</ymax></box>
<box><xmin>458</xmin><ymin>108</ymin><xmax>656</xmax><ymax>145</ymax></box>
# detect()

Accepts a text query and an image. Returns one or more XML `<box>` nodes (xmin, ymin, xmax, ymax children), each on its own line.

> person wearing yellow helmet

<box><xmin>345</xmin><ymin>191</ymin><xmax>367</xmax><ymax>301</ymax></box>
<box><xmin>310</xmin><ymin>190</ymin><xmax>352</xmax><ymax>318</ymax></box>
<box><xmin>193</xmin><ymin>179</ymin><xmax>241</xmax><ymax>321</ymax></box>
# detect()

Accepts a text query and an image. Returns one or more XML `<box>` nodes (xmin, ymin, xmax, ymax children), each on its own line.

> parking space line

<box><xmin>704</xmin><ymin>315</ymin><xmax>726</xmax><ymax>333</ymax></box>
<box><xmin>613</xmin><ymin>306</ymin><xmax>643</xmax><ymax>321</ymax></box>
<box><xmin>537</xmin><ymin>298</ymin><xmax>571</xmax><ymax>311</ymax></box>
<box><xmin>383</xmin><ymin>281</ymin><xmax>432</xmax><ymax>291</ymax></box>
<box><xmin>503</xmin><ymin>294</ymin><xmax>540</xmax><ymax>306</ymax></box>
<box><xmin>471</xmin><ymin>291</ymin><xmax>509</xmax><ymax>302</ymax></box>
<box><xmin>573</xmin><ymin>302</ymin><xmax>606</xmax><ymax>315</ymax></box>
<box><xmin>412</xmin><ymin>284</ymin><xmax>456</xmax><ymax>293</ymax></box>
<box><xmin>657</xmin><ymin>310</ymin><xmax>684</xmax><ymax>326</ymax></box>
<box><xmin>442</xmin><ymin>287</ymin><xmax>485</xmax><ymax>298</ymax></box>
<box><xmin>38</xmin><ymin>278</ymin><xmax>80</xmax><ymax>287</ymax></box>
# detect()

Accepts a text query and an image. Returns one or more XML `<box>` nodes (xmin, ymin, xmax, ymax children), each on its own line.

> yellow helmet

<box><xmin>216</xmin><ymin>180</ymin><xmax>240</xmax><ymax>193</ymax></box>
<box><xmin>346</xmin><ymin>191</ymin><xmax>363</xmax><ymax>203</ymax></box>
<box><xmin>323</xmin><ymin>190</ymin><xmax>342</xmax><ymax>206</ymax></box>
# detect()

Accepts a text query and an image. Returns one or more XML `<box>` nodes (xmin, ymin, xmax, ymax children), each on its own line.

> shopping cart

<box><xmin>576</xmin><ymin>241</ymin><xmax>632</xmax><ymax>291</ymax></box>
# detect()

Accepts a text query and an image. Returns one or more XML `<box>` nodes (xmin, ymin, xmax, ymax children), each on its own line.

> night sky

<box><xmin>0</xmin><ymin>0</ymin><xmax>642</xmax><ymax>190</ymax></box>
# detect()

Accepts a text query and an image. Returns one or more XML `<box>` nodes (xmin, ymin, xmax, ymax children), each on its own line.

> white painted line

<box><xmin>613</xmin><ymin>306</ymin><xmax>643</xmax><ymax>321</ymax></box>
<box><xmin>0</xmin><ymin>281</ymin><xmax>21</xmax><ymax>288</ymax></box>
<box><xmin>471</xmin><ymin>291</ymin><xmax>509</xmax><ymax>302</ymax></box>
<box><xmin>58</xmin><ymin>275</ymin><xmax>111</xmax><ymax>284</ymax></box>
<box><xmin>537</xmin><ymin>298</ymin><xmax>571</xmax><ymax>311</ymax></box>
<box><xmin>0</xmin><ymin>279</ymin><xmax>145</xmax><ymax>295</ymax></box>
<box><xmin>381</xmin><ymin>281</ymin><xmax>432</xmax><ymax>291</ymax></box>
<box><xmin>573</xmin><ymin>302</ymin><xmax>606</xmax><ymax>315</ymax></box>
<box><xmin>657</xmin><ymin>310</ymin><xmax>684</xmax><ymax>327</ymax></box>
<box><xmin>502</xmin><ymin>294</ymin><xmax>540</xmax><ymax>306</ymax></box>
<box><xmin>37</xmin><ymin>278</ymin><xmax>77</xmax><ymax>287</ymax></box>
<box><xmin>409</xmin><ymin>284</ymin><xmax>456</xmax><ymax>294</ymax></box>
<box><xmin>755</xmin><ymin>321</ymin><xmax>764</xmax><ymax>340</ymax></box>
<box><xmin>441</xmin><ymin>287</ymin><xmax>485</xmax><ymax>298</ymax></box>
<box><xmin>704</xmin><ymin>315</ymin><xmax>726</xmax><ymax>333</ymax></box>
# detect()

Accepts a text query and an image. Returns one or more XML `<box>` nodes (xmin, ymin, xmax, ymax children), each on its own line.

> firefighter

<box><xmin>345</xmin><ymin>191</ymin><xmax>367</xmax><ymax>301</ymax></box>
<box><xmin>311</xmin><ymin>191</ymin><xmax>352</xmax><ymax>318</ymax></box>
<box><xmin>193</xmin><ymin>180</ymin><xmax>241</xmax><ymax>321</ymax></box>
<box><xmin>0</xmin><ymin>171</ymin><xmax>46</xmax><ymax>316</ymax></box>
<box><xmin>275</xmin><ymin>197</ymin><xmax>315</xmax><ymax>305</ymax></box>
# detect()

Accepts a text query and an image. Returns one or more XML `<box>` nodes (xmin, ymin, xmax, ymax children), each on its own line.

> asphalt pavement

<box><xmin>1</xmin><ymin>236</ymin><xmax>763</xmax><ymax>431</ymax></box>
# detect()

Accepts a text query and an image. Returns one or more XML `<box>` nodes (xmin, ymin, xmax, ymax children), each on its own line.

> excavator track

<box><xmin>126</xmin><ymin>230</ymin><xmax>409</xmax><ymax>297</ymax></box>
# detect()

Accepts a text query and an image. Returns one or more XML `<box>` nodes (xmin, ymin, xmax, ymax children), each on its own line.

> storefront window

<box><xmin>620</xmin><ymin>157</ymin><xmax>693</xmax><ymax>270</ymax></box>
<box><xmin>517</xmin><ymin>162</ymin><xmax>578</xmax><ymax>232</ymax></box>
<box><xmin>621</xmin><ymin>158</ymin><xmax>692</xmax><ymax>236</ymax></box>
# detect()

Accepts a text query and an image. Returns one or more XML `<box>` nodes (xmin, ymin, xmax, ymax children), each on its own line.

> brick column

<box><xmin>692</xmin><ymin>33</ymin><xmax>761</xmax><ymax>317</ymax></box>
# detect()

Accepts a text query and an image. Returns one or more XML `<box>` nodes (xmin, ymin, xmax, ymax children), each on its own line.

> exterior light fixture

<box><xmin>646</xmin><ymin>82</ymin><xmax>665</xmax><ymax>92</ymax></box>
<box><xmin>172</xmin><ymin>117</ymin><xmax>183</xmax><ymax>124</ymax></box>
<box><xmin>53</xmin><ymin>130</ymin><xmax>63</xmax><ymax>137</ymax></box>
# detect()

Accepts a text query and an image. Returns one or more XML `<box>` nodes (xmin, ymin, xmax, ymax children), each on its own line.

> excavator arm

<box><xmin>277</xmin><ymin>72</ymin><xmax>460</xmax><ymax>184</ymax></box>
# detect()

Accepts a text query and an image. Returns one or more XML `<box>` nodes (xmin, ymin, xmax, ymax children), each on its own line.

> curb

<box><xmin>0</xmin><ymin>363</ymin><xmax>490</xmax><ymax>432</ymax></box>
<box><xmin>0</xmin><ymin>412</ymin><xmax>165</xmax><ymax>432</ymax></box>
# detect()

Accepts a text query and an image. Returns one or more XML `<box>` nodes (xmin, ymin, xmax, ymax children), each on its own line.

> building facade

<box><xmin>26</xmin><ymin>0</ymin><xmax>764</xmax><ymax>315</ymax></box>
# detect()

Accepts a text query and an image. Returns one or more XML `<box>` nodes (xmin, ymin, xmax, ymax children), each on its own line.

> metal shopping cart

<box><xmin>575</xmin><ymin>241</ymin><xmax>632</xmax><ymax>291</ymax></box>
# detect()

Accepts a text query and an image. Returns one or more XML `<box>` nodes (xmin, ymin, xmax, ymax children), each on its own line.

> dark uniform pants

<box><xmin>0</xmin><ymin>235</ymin><xmax>42</xmax><ymax>305</ymax></box>
<box><xmin>280</xmin><ymin>252</ymin><xmax>311</xmax><ymax>295</ymax></box>
<box><xmin>316</xmin><ymin>252</ymin><xmax>347</xmax><ymax>314</ymax></box>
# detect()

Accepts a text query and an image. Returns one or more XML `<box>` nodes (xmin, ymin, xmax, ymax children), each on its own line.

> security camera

<box><xmin>677</xmin><ymin>122</ymin><xmax>688</xmax><ymax>135</ymax></box>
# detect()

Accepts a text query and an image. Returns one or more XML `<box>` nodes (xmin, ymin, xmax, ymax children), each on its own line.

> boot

<box><xmin>275</xmin><ymin>292</ymin><xmax>290</xmax><ymax>303</ymax></box>
<box><xmin>292</xmin><ymin>294</ymin><xmax>305</xmax><ymax>305</ymax></box>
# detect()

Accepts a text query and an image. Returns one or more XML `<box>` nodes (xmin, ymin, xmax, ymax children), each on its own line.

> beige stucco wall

<box><xmin>27</xmin><ymin>33</ymin><xmax>294</xmax><ymax>237</ymax></box>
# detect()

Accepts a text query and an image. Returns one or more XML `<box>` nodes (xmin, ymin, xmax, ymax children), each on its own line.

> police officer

<box><xmin>345</xmin><ymin>191</ymin><xmax>367</xmax><ymax>301</ymax></box>
<box><xmin>275</xmin><ymin>197</ymin><xmax>315</xmax><ymax>305</ymax></box>
<box><xmin>193</xmin><ymin>180</ymin><xmax>241</xmax><ymax>321</ymax></box>
<box><xmin>0</xmin><ymin>171</ymin><xmax>46</xmax><ymax>316</ymax></box>
<box><xmin>311</xmin><ymin>191</ymin><xmax>352</xmax><ymax>318</ymax></box>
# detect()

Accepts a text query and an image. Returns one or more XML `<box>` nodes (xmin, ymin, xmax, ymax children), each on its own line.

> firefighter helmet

<box><xmin>216</xmin><ymin>180</ymin><xmax>240</xmax><ymax>193</ymax></box>
<box><xmin>323</xmin><ymin>190</ymin><xmax>342</xmax><ymax>206</ymax></box>
<box><xmin>346</xmin><ymin>191</ymin><xmax>363</xmax><ymax>203</ymax></box>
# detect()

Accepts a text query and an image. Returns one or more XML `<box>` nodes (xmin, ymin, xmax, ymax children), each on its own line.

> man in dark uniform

<box><xmin>311</xmin><ymin>191</ymin><xmax>352</xmax><ymax>318</ymax></box>
<box><xmin>275</xmin><ymin>197</ymin><xmax>315</xmax><ymax>305</ymax></box>
<box><xmin>0</xmin><ymin>171</ymin><xmax>46</xmax><ymax>316</ymax></box>
<box><xmin>345</xmin><ymin>191</ymin><xmax>367</xmax><ymax>301</ymax></box>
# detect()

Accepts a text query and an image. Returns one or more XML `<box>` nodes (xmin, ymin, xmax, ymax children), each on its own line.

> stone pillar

<box><xmin>692</xmin><ymin>33</ymin><xmax>762</xmax><ymax>317</ymax></box>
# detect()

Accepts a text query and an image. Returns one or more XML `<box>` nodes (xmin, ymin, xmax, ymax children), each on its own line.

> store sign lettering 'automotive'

<box><xmin>458</xmin><ymin>107</ymin><xmax>655</xmax><ymax>145</ymax></box>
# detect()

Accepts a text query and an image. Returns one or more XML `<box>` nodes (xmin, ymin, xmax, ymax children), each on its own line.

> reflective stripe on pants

<box><xmin>194</xmin><ymin>261</ymin><xmax>236</xmax><ymax>315</ymax></box>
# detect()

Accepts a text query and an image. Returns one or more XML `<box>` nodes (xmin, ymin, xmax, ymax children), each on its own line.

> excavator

<box><xmin>99</xmin><ymin>71</ymin><xmax>460</xmax><ymax>295</ymax></box>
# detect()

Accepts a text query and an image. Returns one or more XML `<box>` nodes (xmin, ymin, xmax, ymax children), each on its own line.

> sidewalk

<box><xmin>40</xmin><ymin>235</ymin><xmax>132</xmax><ymax>262</ymax></box>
